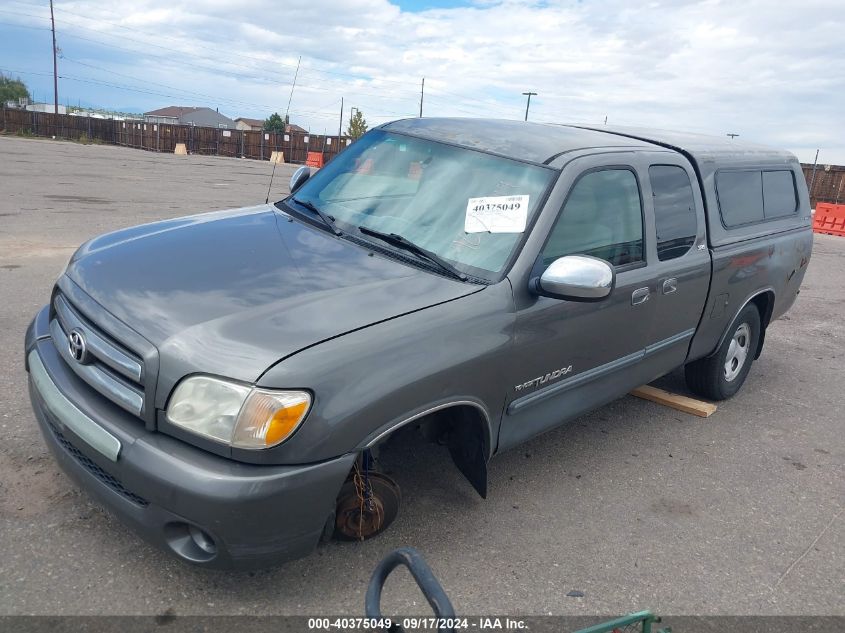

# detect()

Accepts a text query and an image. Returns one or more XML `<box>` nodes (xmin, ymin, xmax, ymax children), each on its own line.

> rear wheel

<box><xmin>685</xmin><ymin>304</ymin><xmax>761</xmax><ymax>400</ymax></box>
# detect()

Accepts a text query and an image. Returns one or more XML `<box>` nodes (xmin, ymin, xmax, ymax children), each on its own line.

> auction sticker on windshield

<box><xmin>465</xmin><ymin>195</ymin><xmax>529</xmax><ymax>233</ymax></box>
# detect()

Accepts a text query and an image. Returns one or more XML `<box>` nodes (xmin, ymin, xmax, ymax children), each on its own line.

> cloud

<box><xmin>3</xmin><ymin>0</ymin><xmax>844</xmax><ymax>162</ymax></box>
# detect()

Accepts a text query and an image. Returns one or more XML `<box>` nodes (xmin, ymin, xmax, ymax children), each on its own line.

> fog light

<box><xmin>164</xmin><ymin>522</ymin><xmax>218</xmax><ymax>563</ymax></box>
<box><xmin>189</xmin><ymin>525</ymin><xmax>217</xmax><ymax>555</ymax></box>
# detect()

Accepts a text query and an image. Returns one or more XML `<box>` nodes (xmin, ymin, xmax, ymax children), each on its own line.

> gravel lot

<box><xmin>0</xmin><ymin>136</ymin><xmax>842</xmax><ymax>617</ymax></box>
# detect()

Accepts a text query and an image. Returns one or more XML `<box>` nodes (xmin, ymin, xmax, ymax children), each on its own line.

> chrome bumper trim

<box><xmin>28</xmin><ymin>349</ymin><xmax>122</xmax><ymax>462</ymax></box>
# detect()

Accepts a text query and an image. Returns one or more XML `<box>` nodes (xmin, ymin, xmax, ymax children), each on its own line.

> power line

<box><xmin>0</xmin><ymin>66</ymin><xmax>54</xmax><ymax>78</ymax></box>
<box><xmin>51</xmin><ymin>5</ymin><xmax>426</xmax><ymax>87</ymax></box>
<box><xmin>0</xmin><ymin>19</ymin><xmax>50</xmax><ymax>31</ymax></box>
<box><xmin>46</xmin><ymin>28</ymin><xmax>422</xmax><ymax>107</ymax></box>
<box><xmin>0</xmin><ymin>6</ymin><xmax>423</xmax><ymax>89</ymax></box>
<box><xmin>0</xmin><ymin>5</ymin><xmax>520</xmax><ymax>112</ymax></box>
<box><xmin>60</xmin><ymin>57</ymin><xmax>417</xmax><ymax>119</ymax></box>
<box><xmin>60</xmin><ymin>57</ymin><xmax>281</xmax><ymax>111</ymax></box>
<box><xmin>0</xmin><ymin>6</ymin><xmax>532</xmax><ymax>122</ymax></box>
<box><xmin>57</xmin><ymin>74</ymin><xmax>405</xmax><ymax>119</ymax></box>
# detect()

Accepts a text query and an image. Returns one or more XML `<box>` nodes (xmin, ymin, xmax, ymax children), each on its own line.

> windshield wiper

<box><xmin>358</xmin><ymin>226</ymin><xmax>467</xmax><ymax>281</ymax></box>
<box><xmin>291</xmin><ymin>197</ymin><xmax>342</xmax><ymax>236</ymax></box>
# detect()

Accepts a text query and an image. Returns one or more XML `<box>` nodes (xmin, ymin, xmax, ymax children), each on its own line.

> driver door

<box><xmin>498</xmin><ymin>156</ymin><xmax>658</xmax><ymax>451</ymax></box>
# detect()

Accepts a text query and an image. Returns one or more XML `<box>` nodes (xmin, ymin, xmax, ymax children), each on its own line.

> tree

<box><xmin>346</xmin><ymin>110</ymin><xmax>368</xmax><ymax>140</ymax></box>
<box><xmin>0</xmin><ymin>74</ymin><xmax>30</xmax><ymax>104</ymax></box>
<box><xmin>264</xmin><ymin>112</ymin><xmax>286</xmax><ymax>133</ymax></box>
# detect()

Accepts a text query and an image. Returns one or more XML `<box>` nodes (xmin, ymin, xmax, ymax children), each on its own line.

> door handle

<box><xmin>631</xmin><ymin>287</ymin><xmax>650</xmax><ymax>306</ymax></box>
<box><xmin>662</xmin><ymin>278</ymin><xmax>678</xmax><ymax>295</ymax></box>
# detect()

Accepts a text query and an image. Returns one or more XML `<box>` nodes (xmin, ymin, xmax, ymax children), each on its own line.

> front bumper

<box><xmin>25</xmin><ymin>306</ymin><xmax>355</xmax><ymax>569</ymax></box>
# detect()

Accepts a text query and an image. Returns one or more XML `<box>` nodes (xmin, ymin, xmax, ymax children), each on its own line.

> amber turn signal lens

<box><xmin>265</xmin><ymin>400</ymin><xmax>310</xmax><ymax>445</ymax></box>
<box><xmin>232</xmin><ymin>389</ymin><xmax>311</xmax><ymax>449</ymax></box>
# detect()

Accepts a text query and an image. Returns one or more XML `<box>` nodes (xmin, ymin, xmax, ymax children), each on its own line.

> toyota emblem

<box><xmin>68</xmin><ymin>328</ymin><xmax>89</xmax><ymax>363</ymax></box>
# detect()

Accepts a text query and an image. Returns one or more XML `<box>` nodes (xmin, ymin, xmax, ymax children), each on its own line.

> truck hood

<box><xmin>67</xmin><ymin>204</ymin><xmax>480</xmax><ymax>395</ymax></box>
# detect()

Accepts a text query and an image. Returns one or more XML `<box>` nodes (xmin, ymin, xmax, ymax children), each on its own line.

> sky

<box><xmin>1</xmin><ymin>0</ymin><xmax>844</xmax><ymax>164</ymax></box>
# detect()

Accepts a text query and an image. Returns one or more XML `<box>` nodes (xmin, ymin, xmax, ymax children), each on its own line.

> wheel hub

<box><xmin>724</xmin><ymin>322</ymin><xmax>750</xmax><ymax>382</ymax></box>
<box><xmin>335</xmin><ymin>470</ymin><xmax>401</xmax><ymax>541</ymax></box>
<box><xmin>337</xmin><ymin>495</ymin><xmax>386</xmax><ymax>540</ymax></box>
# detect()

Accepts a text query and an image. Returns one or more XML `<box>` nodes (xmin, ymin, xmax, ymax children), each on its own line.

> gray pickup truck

<box><xmin>25</xmin><ymin>119</ymin><xmax>812</xmax><ymax>568</ymax></box>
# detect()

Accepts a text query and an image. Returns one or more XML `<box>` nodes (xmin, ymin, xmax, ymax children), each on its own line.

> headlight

<box><xmin>166</xmin><ymin>376</ymin><xmax>311</xmax><ymax>449</ymax></box>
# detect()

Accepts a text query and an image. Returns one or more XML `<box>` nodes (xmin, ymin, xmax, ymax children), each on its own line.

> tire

<box><xmin>685</xmin><ymin>303</ymin><xmax>761</xmax><ymax>401</ymax></box>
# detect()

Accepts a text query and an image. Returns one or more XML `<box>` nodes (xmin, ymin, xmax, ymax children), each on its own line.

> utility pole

<box><xmin>726</xmin><ymin>133</ymin><xmax>739</xmax><ymax>139</ymax></box>
<box><xmin>49</xmin><ymin>0</ymin><xmax>58</xmax><ymax>114</ymax></box>
<box><xmin>809</xmin><ymin>149</ymin><xmax>820</xmax><ymax>198</ymax></box>
<box><xmin>522</xmin><ymin>92</ymin><xmax>537</xmax><ymax>121</ymax></box>
<box><xmin>419</xmin><ymin>77</ymin><xmax>424</xmax><ymax>117</ymax></box>
<box><xmin>349</xmin><ymin>106</ymin><xmax>358</xmax><ymax>131</ymax></box>
<box><xmin>338</xmin><ymin>97</ymin><xmax>343</xmax><ymax>139</ymax></box>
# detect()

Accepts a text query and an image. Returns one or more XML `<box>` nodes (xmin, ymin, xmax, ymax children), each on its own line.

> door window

<box><xmin>649</xmin><ymin>165</ymin><xmax>697</xmax><ymax>261</ymax></box>
<box><xmin>542</xmin><ymin>168</ymin><xmax>643</xmax><ymax>267</ymax></box>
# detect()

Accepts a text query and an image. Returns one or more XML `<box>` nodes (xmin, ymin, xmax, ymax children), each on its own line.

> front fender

<box><xmin>359</xmin><ymin>397</ymin><xmax>493</xmax><ymax>458</ymax></box>
<box><xmin>254</xmin><ymin>282</ymin><xmax>515</xmax><ymax>465</ymax></box>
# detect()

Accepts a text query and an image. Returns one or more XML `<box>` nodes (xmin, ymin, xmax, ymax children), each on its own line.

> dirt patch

<box><xmin>0</xmin><ymin>451</ymin><xmax>74</xmax><ymax>518</ymax></box>
<box><xmin>0</xmin><ymin>239</ymin><xmax>76</xmax><ymax>260</ymax></box>
<box><xmin>650</xmin><ymin>497</ymin><xmax>697</xmax><ymax>517</ymax></box>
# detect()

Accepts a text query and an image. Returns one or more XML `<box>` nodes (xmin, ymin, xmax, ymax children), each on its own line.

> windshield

<box><xmin>286</xmin><ymin>129</ymin><xmax>555</xmax><ymax>278</ymax></box>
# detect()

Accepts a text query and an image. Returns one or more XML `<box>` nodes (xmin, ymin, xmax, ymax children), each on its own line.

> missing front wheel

<box><xmin>334</xmin><ymin>453</ymin><xmax>401</xmax><ymax>541</ymax></box>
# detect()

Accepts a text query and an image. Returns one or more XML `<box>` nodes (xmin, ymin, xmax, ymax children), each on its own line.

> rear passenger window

<box><xmin>762</xmin><ymin>170</ymin><xmax>797</xmax><ymax>218</ymax></box>
<box><xmin>717</xmin><ymin>171</ymin><xmax>764</xmax><ymax>227</ymax></box>
<box><xmin>542</xmin><ymin>169</ymin><xmax>643</xmax><ymax>267</ymax></box>
<box><xmin>649</xmin><ymin>165</ymin><xmax>697</xmax><ymax>261</ymax></box>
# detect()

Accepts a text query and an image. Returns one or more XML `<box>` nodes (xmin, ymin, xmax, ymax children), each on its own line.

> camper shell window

<box><xmin>716</xmin><ymin>168</ymin><xmax>798</xmax><ymax>228</ymax></box>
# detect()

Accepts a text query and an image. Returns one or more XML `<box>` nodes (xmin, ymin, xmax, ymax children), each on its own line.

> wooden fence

<box><xmin>802</xmin><ymin>163</ymin><xmax>845</xmax><ymax>209</ymax></box>
<box><xmin>0</xmin><ymin>108</ymin><xmax>352</xmax><ymax>164</ymax></box>
<box><xmin>3</xmin><ymin>106</ymin><xmax>842</xmax><ymax>205</ymax></box>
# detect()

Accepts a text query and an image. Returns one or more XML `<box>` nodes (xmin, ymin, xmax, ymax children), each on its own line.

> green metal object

<box><xmin>572</xmin><ymin>610</ymin><xmax>670</xmax><ymax>633</ymax></box>
<box><xmin>365</xmin><ymin>549</ymin><xmax>672</xmax><ymax>633</ymax></box>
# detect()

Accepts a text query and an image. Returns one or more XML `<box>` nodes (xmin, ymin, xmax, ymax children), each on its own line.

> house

<box><xmin>234</xmin><ymin>117</ymin><xmax>264</xmax><ymax>131</ymax></box>
<box><xmin>144</xmin><ymin>106</ymin><xmax>234</xmax><ymax>128</ymax></box>
<box><xmin>25</xmin><ymin>102</ymin><xmax>67</xmax><ymax>114</ymax></box>
<box><xmin>233</xmin><ymin>118</ymin><xmax>308</xmax><ymax>133</ymax></box>
<box><xmin>5</xmin><ymin>96</ymin><xmax>29</xmax><ymax>109</ymax></box>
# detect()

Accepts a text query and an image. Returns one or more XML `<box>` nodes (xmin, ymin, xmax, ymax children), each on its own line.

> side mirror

<box><xmin>289</xmin><ymin>166</ymin><xmax>312</xmax><ymax>193</ymax></box>
<box><xmin>533</xmin><ymin>255</ymin><xmax>615</xmax><ymax>301</ymax></box>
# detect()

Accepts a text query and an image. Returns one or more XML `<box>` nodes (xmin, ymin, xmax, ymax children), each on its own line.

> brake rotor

<box><xmin>335</xmin><ymin>471</ymin><xmax>401</xmax><ymax>541</ymax></box>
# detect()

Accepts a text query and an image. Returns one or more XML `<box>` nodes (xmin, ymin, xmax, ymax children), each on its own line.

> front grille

<box><xmin>50</xmin><ymin>290</ymin><xmax>146</xmax><ymax>419</ymax></box>
<box><xmin>47</xmin><ymin>420</ymin><xmax>149</xmax><ymax>507</ymax></box>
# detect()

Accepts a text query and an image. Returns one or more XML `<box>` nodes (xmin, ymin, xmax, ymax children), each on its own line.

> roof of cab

<box><xmin>381</xmin><ymin>118</ymin><xmax>654</xmax><ymax>166</ymax></box>
<box><xmin>381</xmin><ymin>118</ymin><xmax>797</xmax><ymax>170</ymax></box>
